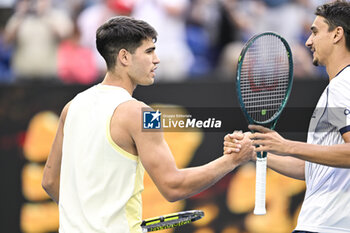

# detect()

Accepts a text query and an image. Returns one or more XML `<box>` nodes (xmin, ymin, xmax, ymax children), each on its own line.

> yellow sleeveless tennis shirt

<box><xmin>59</xmin><ymin>84</ymin><xmax>144</xmax><ymax>233</ymax></box>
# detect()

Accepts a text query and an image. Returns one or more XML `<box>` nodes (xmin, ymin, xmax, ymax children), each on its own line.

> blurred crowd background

<box><xmin>0</xmin><ymin>0</ymin><xmax>330</xmax><ymax>84</ymax></box>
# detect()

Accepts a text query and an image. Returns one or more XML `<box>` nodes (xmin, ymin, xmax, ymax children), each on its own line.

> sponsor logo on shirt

<box><xmin>345</xmin><ymin>108</ymin><xmax>350</xmax><ymax>116</ymax></box>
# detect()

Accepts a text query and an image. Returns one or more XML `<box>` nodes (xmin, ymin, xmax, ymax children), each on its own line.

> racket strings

<box><xmin>239</xmin><ymin>34</ymin><xmax>291</xmax><ymax>123</ymax></box>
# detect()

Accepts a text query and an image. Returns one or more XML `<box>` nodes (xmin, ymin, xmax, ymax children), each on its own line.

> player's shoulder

<box><xmin>115</xmin><ymin>99</ymin><xmax>151</xmax><ymax>125</ymax></box>
<box><xmin>118</xmin><ymin>99</ymin><xmax>149</xmax><ymax>112</ymax></box>
<box><xmin>329</xmin><ymin>66</ymin><xmax>350</xmax><ymax>92</ymax></box>
<box><xmin>60</xmin><ymin>101</ymin><xmax>72</xmax><ymax>123</ymax></box>
<box><xmin>328</xmin><ymin>66</ymin><xmax>350</xmax><ymax>107</ymax></box>
<box><xmin>332</xmin><ymin>66</ymin><xmax>350</xmax><ymax>84</ymax></box>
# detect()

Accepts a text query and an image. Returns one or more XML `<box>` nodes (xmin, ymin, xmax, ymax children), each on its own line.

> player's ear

<box><xmin>118</xmin><ymin>49</ymin><xmax>130</xmax><ymax>66</ymax></box>
<box><xmin>333</xmin><ymin>26</ymin><xmax>344</xmax><ymax>44</ymax></box>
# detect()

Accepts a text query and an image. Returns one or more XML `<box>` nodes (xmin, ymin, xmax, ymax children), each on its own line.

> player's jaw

<box><xmin>150</xmin><ymin>66</ymin><xmax>158</xmax><ymax>78</ymax></box>
<box><xmin>311</xmin><ymin>45</ymin><xmax>328</xmax><ymax>67</ymax></box>
<box><xmin>128</xmin><ymin>58</ymin><xmax>159</xmax><ymax>86</ymax></box>
<box><xmin>306</xmin><ymin>38</ymin><xmax>319</xmax><ymax>66</ymax></box>
<box><xmin>306</xmin><ymin>40</ymin><xmax>322</xmax><ymax>66</ymax></box>
<box><xmin>311</xmin><ymin>49</ymin><xmax>320</xmax><ymax>66</ymax></box>
<box><xmin>135</xmin><ymin>66</ymin><xmax>158</xmax><ymax>86</ymax></box>
<box><xmin>143</xmin><ymin>65</ymin><xmax>158</xmax><ymax>85</ymax></box>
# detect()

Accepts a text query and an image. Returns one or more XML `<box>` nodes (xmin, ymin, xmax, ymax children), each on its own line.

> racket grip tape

<box><xmin>254</xmin><ymin>157</ymin><xmax>267</xmax><ymax>215</ymax></box>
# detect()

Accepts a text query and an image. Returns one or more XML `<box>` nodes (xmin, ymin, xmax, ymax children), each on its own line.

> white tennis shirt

<box><xmin>59</xmin><ymin>84</ymin><xmax>144</xmax><ymax>233</ymax></box>
<box><xmin>295</xmin><ymin>66</ymin><xmax>350</xmax><ymax>233</ymax></box>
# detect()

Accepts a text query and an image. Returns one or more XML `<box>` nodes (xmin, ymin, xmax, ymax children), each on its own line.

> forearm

<box><xmin>287</xmin><ymin>140</ymin><xmax>350</xmax><ymax>168</ymax></box>
<box><xmin>42</xmin><ymin>160</ymin><xmax>60</xmax><ymax>203</ymax></box>
<box><xmin>47</xmin><ymin>189</ymin><xmax>59</xmax><ymax>204</ymax></box>
<box><xmin>163</xmin><ymin>155</ymin><xmax>236</xmax><ymax>202</ymax></box>
<box><xmin>42</xmin><ymin>132</ymin><xmax>62</xmax><ymax>204</ymax></box>
<box><xmin>166</xmin><ymin>132</ymin><xmax>254</xmax><ymax>201</ymax></box>
<box><xmin>267</xmin><ymin>153</ymin><xmax>305</xmax><ymax>180</ymax></box>
<box><xmin>42</xmin><ymin>173</ymin><xmax>59</xmax><ymax>204</ymax></box>
<box><xmin>42</xmin><ymin>103</ymin><xmax>69</xmax><ymax>204</ymax></box>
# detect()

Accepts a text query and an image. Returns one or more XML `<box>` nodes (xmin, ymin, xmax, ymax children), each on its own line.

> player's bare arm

<box><xmin>249</xmin><ymin>125</ymin><xmax>350</xmax><ymax>168</ymax></box>
<box><xmin>42</xmin><ymin>102</ymin><xmax>70</xmax><ymax>203</ymax></box>
<box><xmin>114</xmin><ymin>100</ymin><xmax>254</xmax><ymax>202</ymax></box>
<box><xmin>266</xmin><ymin>154</ymin><xmax>305</xmax><ymax>180</ymax></box>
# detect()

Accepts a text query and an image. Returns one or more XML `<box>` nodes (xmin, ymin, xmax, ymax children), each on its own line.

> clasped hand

<box><xmin>224</xmin><ymin>125</ymin><xmax>291</xmax><ymax>158</ymax></box>
<box><xmin>223</xmin><ymin>130</ymin><xmax>255</xmax><ymax>164</ymax></box>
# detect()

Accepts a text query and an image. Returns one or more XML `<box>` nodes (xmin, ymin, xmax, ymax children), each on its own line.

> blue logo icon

<box><xmin>345</xmin><ymin>108</ymin><xmax>350</xmax><ymax>116</ymax></box>
<box><xmin>143</xmin><ymin>110</ymin><xmax>161</xmax><ymax>129</ymax></box>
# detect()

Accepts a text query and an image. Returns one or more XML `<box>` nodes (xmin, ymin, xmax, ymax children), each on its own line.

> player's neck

<box><xmin>101</xmin><ymin>72</ymin><xmax>135</xmax><ymax>95</ymax></box>
<box><xmin>326</xmin><ymin>52</ymin><xmax>350</xmax><ymax>81</ymax></box>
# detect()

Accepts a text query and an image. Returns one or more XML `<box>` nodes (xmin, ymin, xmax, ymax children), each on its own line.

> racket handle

<box><xmin>254</xmin><ymin>157</ymin><xmax>267</xmax><ymax>215</ymax></box>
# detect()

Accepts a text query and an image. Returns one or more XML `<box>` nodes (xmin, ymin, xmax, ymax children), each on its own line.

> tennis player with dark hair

<box><xmin>42</xmin><ymin>16</ymin><xmax>254</xmax><ymax>233</ymax></box>
<box><xmin>225</xmin><ymin>1</ymin><xmax>350</xmax><ymax>232</ymax></box>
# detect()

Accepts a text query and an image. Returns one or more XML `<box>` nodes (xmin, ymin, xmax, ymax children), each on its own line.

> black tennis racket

<box><xmin>141</xmin><ymin>210</ymin><xmax>204</xmax><ymax>232</ymax></box>
<box><xmin>236</xmin><ymin>32</ymin><xmax>293</xmax><ymax>215</ymax></box>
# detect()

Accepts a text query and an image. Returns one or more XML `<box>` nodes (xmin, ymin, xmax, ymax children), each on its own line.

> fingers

<box><xmin>223</xmin><ymin>140</ymin><xmax>242</xmax><ymax>154</ymax></box>
<box><xmin>248</xmin><ymin>125</ymin><xmax>273</xmax><ymax>133</ymax></box>
<box><xmin>228</xmin><ymin>130</ymin><xmax>244</xmax><ymax>140</ymax></box>
<box><xmin>224</xmin><ymin>131</ymin><xmax>243</xmax><ymax>143</ymax></box>
<box><xmin>223</xmin><ymin>140</ymin><xmax>241</xmax><ymax>147</ymax></box>
<box><xmin>248</xmin><ymin>132</ymin><xmax>266</xmax><ymax>140</ymax></box>
<box><xmin>223</xmin><ymin>146</ymin><xmax>240</xmax><ymax>154</ymax></box>
<box><xmin>224</xmin><ymin>130</ymin><xmax>252</xmax><ymax>154</ymax></box>
<box><xmin>251</xmin><ymin>139</ymin><xmax>265</xmax><ymax>147</ymax></box>
<box><xmin>224</xmin><ymin>141</ymin><xmax>242</xmax><ymax>149</ymax></box>
<box><xmin>244</xmin><ymin>131</ymin><xmax>252</xmax><ymax>136</ymax></box>
<box><xmin>224</xmin><ymin>134</ymin><xmax>238</xmax><ymax>142</ymax></box>
<box><xmin>223</xmin><ymin>147</ymin><xmax>240</xmax><ymax>154</ymax></box>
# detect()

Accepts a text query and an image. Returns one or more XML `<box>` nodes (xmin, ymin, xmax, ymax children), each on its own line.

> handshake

<box><xmin>223</xmin><ymin>125</ymin><xmax>290</xmax><ymax>166</ymax></box>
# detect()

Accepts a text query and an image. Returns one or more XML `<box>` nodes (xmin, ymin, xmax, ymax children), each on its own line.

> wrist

<box><xmin>285</xmin><ymin>139</ymin><xmax>297</xmax><ymax>156</ymax></box>
<box><xmin>222</xmin><ymin>154</ymin><xmax>238</xmax><ymax>171</ymax></box>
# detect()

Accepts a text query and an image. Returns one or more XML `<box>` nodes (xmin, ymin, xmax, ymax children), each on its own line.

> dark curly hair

<box><xmin>96</xmin><ymin>16</ymin><xmax>158</xmax><ymax>71</ymax></box>
<box><xmin>315</xmin><ymin>0</ymin><xmax>350</xmax><ymax>51</ymax></box>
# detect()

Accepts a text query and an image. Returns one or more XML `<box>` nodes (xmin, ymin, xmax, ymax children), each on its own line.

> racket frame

<box><xmin>235</xmin><ymin>32</ymin><xmax>293</xmax><ymax>215</ymax></box>
<box><xmin>141</xmin><ymin>210</ymin><xmax>204</xmax><ymax>232</ymax></box>
<box><xmin>236</xmin><ymin>32</ymin><xmax>293</xmax><ymax>128</ymax></box>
